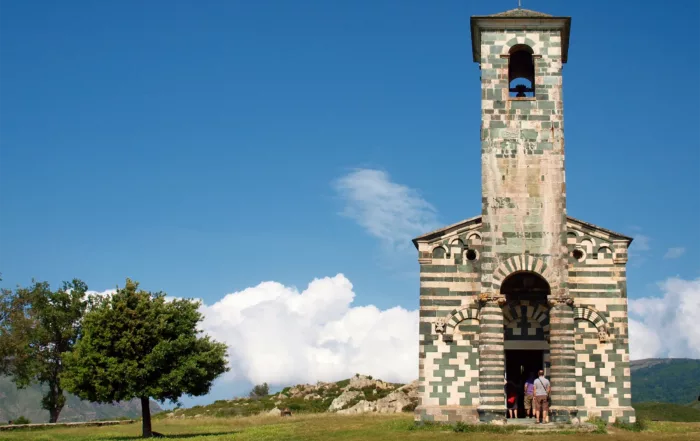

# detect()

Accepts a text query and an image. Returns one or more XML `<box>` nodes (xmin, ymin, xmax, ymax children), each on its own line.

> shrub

<box><xmin>613</xmin><ymin>418</ymin><xmax>648</xmax><ymax>432</ymax></box>
<box><xmin>341</xmin><ymin>397</ymin><xmax>363</xmax><ymax>410</ymax></box>
<box><xmin>12</xmin><ymin>416</ymin><xmax>31</xmax><ymax>425</ymax></box>
<box><xmin>335</xmin><ymin>379</ymin><xmax>350</xmax><ymax>388</ymax></box>
<box><xmin>250</xmin><ymin>382</ymin><xmax>270</xmax><ymax>399</ymax></box>
<box><xmin>587</xmin><ymin>416</ymin><xmax>607</xmax><ymax>434</ymax></box>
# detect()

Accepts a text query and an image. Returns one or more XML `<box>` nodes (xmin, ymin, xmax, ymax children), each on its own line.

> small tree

<box><xmin>0</xmin><ymin>279</ymin><xmax>88</xmax><ymax>423</ymax></box>
<box><xmin>249</xmin><ymin>382</ymin><xmax>269</xmax><ymax>399</ymax></box>
<box><xmin>62</xmin><ymin>279</ymin><xmax>228</xmax><ymax>438</ymax></box>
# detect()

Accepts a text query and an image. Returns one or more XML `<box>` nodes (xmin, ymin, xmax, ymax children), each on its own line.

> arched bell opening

<box><xmin>508</xmin><ymin>44</ymin><xmax>535</xmax><ymax>98</ymax></box>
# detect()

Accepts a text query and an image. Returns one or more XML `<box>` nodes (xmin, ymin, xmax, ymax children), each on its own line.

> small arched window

<box><xmin>508</xmin><ymin>45</ymin><xmax>535</xmax><ymax>98</ymax></box>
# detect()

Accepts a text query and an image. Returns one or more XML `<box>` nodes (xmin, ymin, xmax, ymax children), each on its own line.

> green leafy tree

<box><xmin>249</xmin><ymin>382</ymin><xmax>269</xmax><ymax>399</ymax></box>
<box><xmin>62</xmin><ymin>279</ymin><xmax>229</xmax><ymax>438</ymax></box>
<box><xmin>0</xmin><ymin>279</ymin><xmax>88</xmax><ymax>423</ymax></box>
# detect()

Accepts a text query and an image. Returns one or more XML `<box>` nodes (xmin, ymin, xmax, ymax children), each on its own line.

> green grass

<box><xmin>633</xmin><ymin>402</ymin><xmax>700</xmax><ymax>422</ymax></box>
<box><xmin>3</xmin><ymin>413</ymin><xmax>700</xmax><ymax>441</ymax></box>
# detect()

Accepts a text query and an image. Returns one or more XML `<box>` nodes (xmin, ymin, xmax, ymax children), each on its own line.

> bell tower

<box><xmin>470</xmin><ymin>8</ymin><xmax>575</xmax><ymax>422</ymax></box>
<box><xmin>471</xmin><ymin>8</ymin><xmax>571</xmax><ymax>295</ymax></box>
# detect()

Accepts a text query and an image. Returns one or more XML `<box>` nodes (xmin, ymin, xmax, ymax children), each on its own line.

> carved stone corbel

<box><xmin>478</xmin><ymin>293</ymin><xmax>504</xmax><ymax>305</ymax></box>
<box><xmin>548</xmin><ymin>296</ymin><xmax>574</xmax><ymax>308</ymax></box>
<box><xmin>434</xmin><ymin>321</ymin><xmax>446</xmax><ymax>335</ymax></box>
<box><xmin>598</xmin><ymin>324</ymin><xmax>612</xmax><ymax>343</ymax></box>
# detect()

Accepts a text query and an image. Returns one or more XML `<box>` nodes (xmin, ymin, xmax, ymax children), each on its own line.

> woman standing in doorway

<box><xmin>505</xmin><ymin>379</ymin><xmax>518</xmax><ymax>419</ymax></box>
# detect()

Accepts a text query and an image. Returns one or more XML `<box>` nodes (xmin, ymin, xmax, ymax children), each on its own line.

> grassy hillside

<box><xmin>633</xmin><ymin>402</ymin><xmax>700</xmax><ymax>422</ymax></box>
<box><xmin>630</xmin><ymin>358</ymin><xmax>700</xmax><ymax>404</ymax></box>
<box><xmin>0</xmin><ymin>376</ymin><xmax>161</xmax><ymax>423</ymax></box>
<box><xmin>157</xmin><ymin>375</ymin><xmax>412</xmax><ymax>420</ymax></box>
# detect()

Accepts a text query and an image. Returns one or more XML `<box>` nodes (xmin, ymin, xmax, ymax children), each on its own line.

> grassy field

<box><xmin>2</xmin><ymin>413</ymin><xmax>700</xmax><ymax>441</ymax></box>
<box><xmin>634</xmin><ymin>403</ymin><xmax>700</xmax><ymax>422</ymax></box>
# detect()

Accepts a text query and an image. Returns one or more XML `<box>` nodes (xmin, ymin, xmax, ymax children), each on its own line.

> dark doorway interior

<box><xmin>505</xmin><ymin>350</ymin><xmax>544</xmax><ymax>418</ymax></box>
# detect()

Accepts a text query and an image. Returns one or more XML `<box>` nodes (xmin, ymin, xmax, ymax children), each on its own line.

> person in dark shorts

<box><xmin>524</xmin><ymin>372</ymin><xmax>535</xmax><ymax>418</ymax></box>
<box><xmin>534</xmin><ymin>369</ymin><xmax>551</xmax><ymax>424</ymax></box>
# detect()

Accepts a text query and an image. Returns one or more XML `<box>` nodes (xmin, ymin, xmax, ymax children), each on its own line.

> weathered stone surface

<box><xmin>345</xmin><ymin>375</ymin><xmax>375</xmax><ymax>390</ymax></box>
<box><xmin>268</xmin><ymin>408</ymin><xmax>282</xmax><ymax>416</ymax></box>
<box><xmin>398</xmin><ymin>380</ymin><xmax>418</xmax><ymax>399</ymax></box>
<box><xmin>375</xmin><ymin>390</ymin><xmax>412</xmax><ymax>413</ymax></box>
<box><xmin>337</xmin><ymin>400</ymin><xmax>375</xmax><ymax>415</ymax></box>
<box><xmin>329</xmin><ymin>391</ymin><xmax>362</xmax><ymax>412</ymax></box>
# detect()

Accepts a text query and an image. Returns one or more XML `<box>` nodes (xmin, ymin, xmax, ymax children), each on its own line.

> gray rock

<box><xmin>328</xmin><ymin>390</ymin><xmax>362</xmax><ymax>412</ymax></box>
<box><xmin>337</xmin><ymin>400</ymin><xmax>376</xmax><ymax>414</ymax></box>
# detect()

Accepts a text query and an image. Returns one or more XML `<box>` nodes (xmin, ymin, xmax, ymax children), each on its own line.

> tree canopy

<box><xmin>62</xmin><ymin>279</ymin><xmax>229</xmax><ymax>437</ymax></box>
<box><xmin>249</xmin><ymin>382</ymin><xmax>269</xmax><ymax>399</ymax></box>
<box><xmin>0</xmin><ymin>279</ymin><xmax>88</xmax><ymax>423</ymax></box>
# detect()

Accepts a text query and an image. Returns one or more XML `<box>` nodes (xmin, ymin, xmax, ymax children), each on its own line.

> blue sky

<box><xmin>1</xmin><ymin>1</ymin><xmax>699</xmax><ymax>406</ymax></box>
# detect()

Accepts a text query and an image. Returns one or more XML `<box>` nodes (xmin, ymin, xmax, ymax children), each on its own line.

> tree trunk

<box><xmin>141</xmin><ymin>396</ymin><xmax>152</xmax><ymax>438</ymax></box>
<box><xmin>44</xmin><ymin>382</ymin><xmax>65</xmax><ymax>423</ymax></box>
<box><xmin>49</xmin><ymin>407</ymin><xmax>60</xmax><ymax>424</ymax></box>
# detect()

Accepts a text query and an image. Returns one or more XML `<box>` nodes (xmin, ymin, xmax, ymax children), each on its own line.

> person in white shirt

<box><xmin>533</xmin><ymin>369</ymin><xmax>551</xmax><ymax>424</ymax></box>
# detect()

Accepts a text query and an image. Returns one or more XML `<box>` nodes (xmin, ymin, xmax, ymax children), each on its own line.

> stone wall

<box><xmin>567</xmin><ymin>220</ymin><xmax>635</xmax><ymax>423</ymax></box>
<box><xmin>415</xmin><ymin>222</ymin><xmax>482</xmax><ymax>423</ymax></box>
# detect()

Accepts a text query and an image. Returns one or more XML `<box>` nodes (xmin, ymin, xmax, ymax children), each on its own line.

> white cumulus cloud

<box><xmin>663</xmin><ymin>247</ymin><xmax>685</xmax><ymax>259</ymax></box>
<box><xmin>334</xmin><ymin>169</ymin><xmax>439</xmax><ymax>250</ymax></box>
<box><xmin>199</xmin><ymin>274</ymin><xmax>418</xmax><ymax>386</ymax></box>
<box><xmin>628</xmin><ymin>277</ymin><xmax>700</xmax><ymax>360</ymax></box>
<box><xmin>86</xmin><ymin>289</ymin><xmax>116</xmax><ymax>297</ymax></box>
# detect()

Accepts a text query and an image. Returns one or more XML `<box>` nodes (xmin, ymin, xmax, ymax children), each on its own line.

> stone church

<box><xmin>413</xmin><ymin>8</ymin><xmax>635</xmax><ymax>424</ymax></box>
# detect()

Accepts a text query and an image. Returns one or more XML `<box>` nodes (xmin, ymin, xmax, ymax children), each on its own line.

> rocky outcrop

<box><xmin>329</xmin><ymin>390</ymin><xmax>362</xmax><ymax>412</ymax></box>
<box><xmin>346</xmin><ymin>375</ymin><xmax>375</xmax><ymax>390</ymax></box>
<box><xmin>187</xmin><ymin>374</ymin><xmax>420</xmax><ymax>419</ymax></box>
<box><xmin>337</xmin><ymin>400</ymin><xmax>375</xmax><ymax>414</ymax></box>
<box><xmin>398</xmin><ymin>380</ymin><xmax>418</xmax><ymax>399</ymax></box>
<box><xmin>376</xmin><ymin>390</ymin><xmax>413</xmax><ymax>413</ymax></box>
<box><xmin>337</xmin><ymin>389</ymin><xmax>413</xmax><ymax>415</ymax></box>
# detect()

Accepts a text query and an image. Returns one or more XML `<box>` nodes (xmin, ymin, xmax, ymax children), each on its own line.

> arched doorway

<box><xmin>500</xmin><ymin>272</ymin><xmax>550</xmax><ymax>418</ymax></box>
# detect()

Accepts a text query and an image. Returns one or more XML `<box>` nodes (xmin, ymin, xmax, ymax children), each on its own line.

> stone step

<box><xmin>504</xmin><ymin>420</ymin><xmax>597</xmax><ymax>433</ymax></box>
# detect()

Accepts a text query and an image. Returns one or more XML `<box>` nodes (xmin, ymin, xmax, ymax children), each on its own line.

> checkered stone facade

<box><xmin>413</xmin><ymin>7</ymin><xmax>635</xmax><ymax>426</ymax></box>
<box><xmin>503</xmin><ymin>301</ymin><xmax>549</xmax><ymax>341</ymax></box>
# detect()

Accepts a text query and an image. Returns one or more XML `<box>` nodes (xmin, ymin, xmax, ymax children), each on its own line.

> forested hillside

<box><xmin>631</xmin><ymin>358</ymin><xmax>700</xmax><ymax>404</ymax></box>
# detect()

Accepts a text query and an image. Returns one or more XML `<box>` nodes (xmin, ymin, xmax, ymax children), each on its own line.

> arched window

<box><xmin>508</xmin><ymin>45</ymin><xmax>535</xmax><ymax>98</ymax></box>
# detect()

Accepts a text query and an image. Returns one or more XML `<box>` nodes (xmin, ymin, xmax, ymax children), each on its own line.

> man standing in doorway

<box><xmin>534</xmin><ymin>369</ymin><xmax>551</xmax><ymax>424</ymax></box>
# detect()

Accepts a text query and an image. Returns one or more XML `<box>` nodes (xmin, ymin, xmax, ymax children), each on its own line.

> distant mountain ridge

<box><xmin>630</xmin><ymin>358</ymin><xmax>700</xmax><ymax>404</ymax></box>
<box><xmin>0</xmin><ymin>375</ymin><xmax>162</xmax><ymax>423</ymax></box>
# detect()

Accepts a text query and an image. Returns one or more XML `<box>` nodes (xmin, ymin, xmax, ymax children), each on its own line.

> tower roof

<box><xmin>488</xmin><ymin>8</ymin><xmax>553</xmax><ymax>18</ymax></box>
<box><xmin>470</xmin><ymin>8</ymin><xmax>571</xmax><ymax>63</ymax></box>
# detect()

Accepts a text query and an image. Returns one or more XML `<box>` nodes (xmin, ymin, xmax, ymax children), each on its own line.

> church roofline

<box><xmin>412</xmin><ymin>215</ymin><xmax>633</xmax><ymax>248</ymax></box>
<box><xmin>566</xmin><ymin>216</ymin><xmax>634</xmax><ymax>242</ymax></box>
<box><xmin>470</xmin><ymin>10</ymin><xmax>571</xmax><ymax>63</ymax></box>
<box><xmin>411</xmin><ymin>215</ymin><xmax>482</xmax><ymax>247</ymax></box>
